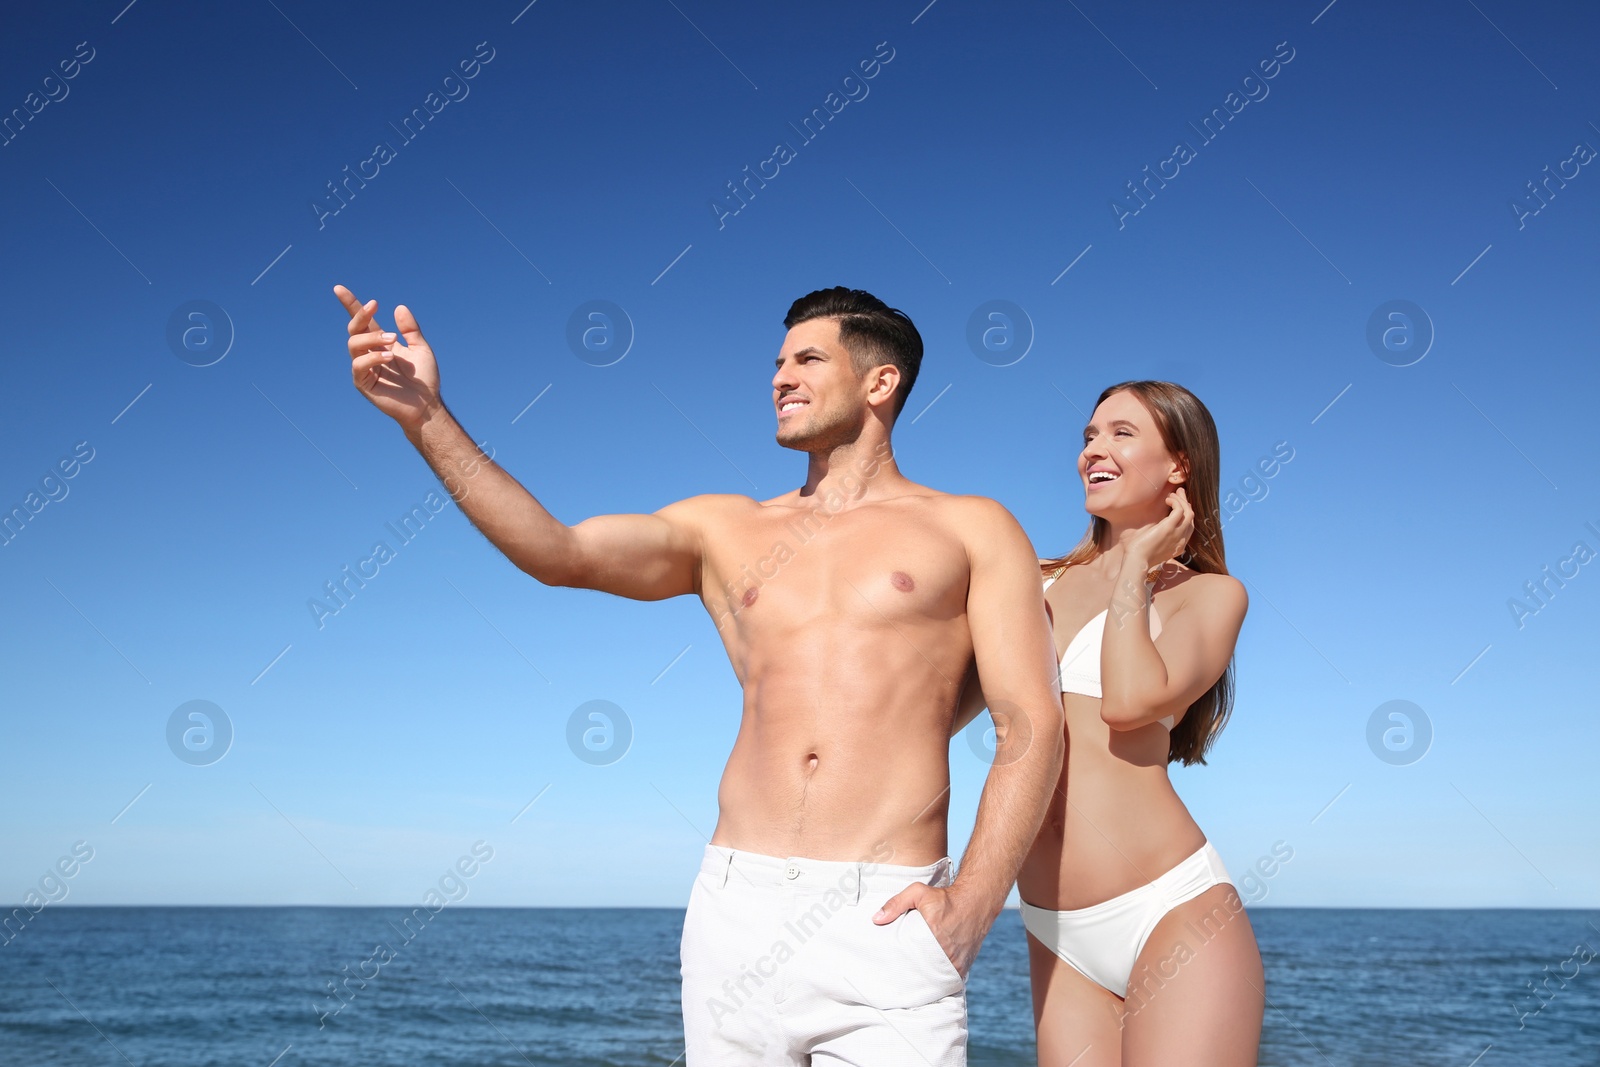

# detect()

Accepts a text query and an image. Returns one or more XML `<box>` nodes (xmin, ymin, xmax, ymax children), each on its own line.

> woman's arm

<box><xmin>1099</xmin><ymin>561</ymin><xmax>1246</xmax><ymax>729</ymax></box>
<box><xmin>1097</xmin><ymin>489</ymin><xmax>1246</xmax><ymax>729</ymax></box>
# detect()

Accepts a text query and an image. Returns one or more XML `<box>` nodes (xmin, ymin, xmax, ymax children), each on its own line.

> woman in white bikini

<box><xmin>964</xmin><ymin>380</ymin><xmax>1263</xmax><ymax>1065</ymax></box>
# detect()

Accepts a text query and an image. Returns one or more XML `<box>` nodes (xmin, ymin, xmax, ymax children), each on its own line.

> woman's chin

<box><xmin>1084</xmin><ymin>494</ymin><xmax>1155</xmax><ymax>521</ymax></box>
<box><xmin>1083</xmin><ymin>493</ymin><xmax>1115</xmax><ymax>517</ymax></box>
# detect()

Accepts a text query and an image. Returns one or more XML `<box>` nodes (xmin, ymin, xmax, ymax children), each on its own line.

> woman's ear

<box><xmin>1169</xmin><ymin>454</ymin><xmax>1190</xmax><ymax>485</ymax></box>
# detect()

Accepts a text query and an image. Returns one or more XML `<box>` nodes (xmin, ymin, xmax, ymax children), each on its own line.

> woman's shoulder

<box><xmin>1167</xmin><ymin>566</ymin><xmax>1247</xmax><ymax>617</ymax></box>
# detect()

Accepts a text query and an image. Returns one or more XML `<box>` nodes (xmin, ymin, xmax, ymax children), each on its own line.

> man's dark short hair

<box><xmin>783</xmin><ymin>287</ymin><xmax>922</xmax><ymax>419</ymax></box>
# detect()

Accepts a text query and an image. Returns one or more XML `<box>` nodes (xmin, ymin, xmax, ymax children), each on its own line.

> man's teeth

<box><xmin>780</xmin><ymin>400</ymin><xmax>806</xmax><ymax>412</ymax></box>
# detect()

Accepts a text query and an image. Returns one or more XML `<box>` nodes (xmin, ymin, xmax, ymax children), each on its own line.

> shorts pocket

<box><xmin>903</xmin><ymin>909</ymin><xmax>965</xmax><ymax>992</ymax></box>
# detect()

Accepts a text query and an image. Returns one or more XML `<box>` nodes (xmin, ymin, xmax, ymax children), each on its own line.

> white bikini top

<box><xmin>1043</xmin><ymin>571</ymin><xmax>1175</xmax><ymax>731</ymax></box>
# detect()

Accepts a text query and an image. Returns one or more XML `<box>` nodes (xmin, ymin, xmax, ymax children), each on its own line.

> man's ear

<box><xmin>868</xmin><ymin>364</ymin><xmax>901</xmax><ymax>410</ymax></box>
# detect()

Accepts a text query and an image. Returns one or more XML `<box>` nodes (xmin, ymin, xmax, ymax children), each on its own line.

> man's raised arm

<box><xmin>336</xmin><ymin>285</ymin><xmax>701</xmax><ymax>600</ymax></box>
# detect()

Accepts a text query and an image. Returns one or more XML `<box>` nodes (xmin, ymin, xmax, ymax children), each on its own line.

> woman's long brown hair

<box><xmin>1041</xmin><ymin>380</ymin><xmax>1235</xmax><ymax>766</ymax></box>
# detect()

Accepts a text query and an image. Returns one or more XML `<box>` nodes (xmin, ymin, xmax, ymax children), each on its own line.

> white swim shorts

<box><xmin>680</xmin><ymin>843</ymin><xmax>968</xmax><ymax>1065</ymax></box>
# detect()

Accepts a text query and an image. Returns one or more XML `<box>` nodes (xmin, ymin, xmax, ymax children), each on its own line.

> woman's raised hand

<box><xmin>1126</xmin><ymin>486</ymin><xmax>1194</xmax><ymax>571</ymax></box>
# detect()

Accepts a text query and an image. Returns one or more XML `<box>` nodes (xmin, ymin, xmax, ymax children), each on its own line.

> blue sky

<box><xmin>1</xmin><ymin>0</ymin><xmax>1595</xmax><ymax>909</ymax></box>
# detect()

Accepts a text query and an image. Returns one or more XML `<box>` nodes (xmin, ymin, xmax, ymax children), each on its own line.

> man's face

<box><xmin>771</xmin><ymin>318</ymin><xmax>871</xmax><ymax>452</ymax></box>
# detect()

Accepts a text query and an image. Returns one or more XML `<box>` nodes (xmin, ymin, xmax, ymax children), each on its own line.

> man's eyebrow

<box><xmin>775</xmin><ymin>346</ymin><xmax>829</xmax><ymax>367</ymax></box>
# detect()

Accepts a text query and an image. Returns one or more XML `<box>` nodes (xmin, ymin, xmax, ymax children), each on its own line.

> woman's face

<box><xmin>1078</xmin><ymin>389</ymin><xmax>1184</xmax><ymax>517</ymax></box>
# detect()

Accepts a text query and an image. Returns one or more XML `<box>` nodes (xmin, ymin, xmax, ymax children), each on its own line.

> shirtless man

<box><xmin>334</xmin><ymin>283</ymin><xmax>1064</xmax><ymax>1065</ymax></box>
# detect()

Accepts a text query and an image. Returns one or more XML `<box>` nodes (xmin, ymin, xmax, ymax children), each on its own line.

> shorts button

<box><xmin>784</xmin><ymin>862</ymin><xmax>800</xmax><ymax>879</ymax></box>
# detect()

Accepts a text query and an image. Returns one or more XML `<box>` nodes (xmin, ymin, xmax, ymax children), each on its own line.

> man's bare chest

<box><xmin>704</xmin><ymin>506</ymin><xmax>969</xmax><ymax>633</ymax></box>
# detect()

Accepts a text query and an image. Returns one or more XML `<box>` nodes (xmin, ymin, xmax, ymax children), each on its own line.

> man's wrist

<box><xmin>945</xmin><ymin>875</ymin><xmax>1005</xmax><ymax>926</ymax></box>
<box><xmin>403</xmin><ymin>397</ymin><xmax>449</xmax><ymax>444</ymax></box>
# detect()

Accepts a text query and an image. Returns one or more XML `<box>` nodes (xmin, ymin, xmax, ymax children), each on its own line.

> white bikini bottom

<box><xmin>1019</xmin><ymin>840</ymin><xmax>1233</xmax><ymax>998</ymax></box>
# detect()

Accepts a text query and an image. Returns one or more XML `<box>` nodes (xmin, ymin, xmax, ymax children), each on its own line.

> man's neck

<box><xmin>798</xmin><ymin>437</ymin><xmax>902</xmax><ymax>500</ymax></box>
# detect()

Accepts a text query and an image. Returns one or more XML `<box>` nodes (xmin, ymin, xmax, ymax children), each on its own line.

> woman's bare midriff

<box><xmin>1018</xmin><ymin>691</ymin><xmax>1206</xmax><ymax>910</ymax></box>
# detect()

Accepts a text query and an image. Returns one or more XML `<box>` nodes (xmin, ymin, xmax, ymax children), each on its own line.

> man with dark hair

<box><xmin>334</xmin><ymin>282</ymin><xmax>1063</xmax><ymax>1065</ymax></box>
<box><xmin>782</xmin><ymin>285</ymin><xmax>922</xmax><ymax>418</ymax></box>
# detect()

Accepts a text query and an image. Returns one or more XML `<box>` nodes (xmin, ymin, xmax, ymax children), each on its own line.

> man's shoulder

<box><xmin>923</xmin><ymin>491</ymin><xmax>1020</xmax><ymax>528</ymax></box>
<box><xmin>901</xmin><ymin>492</ymin><xmax>1025</xmax><ymax>556</ymax></box>
<box><xmin>654</xmin><ymin>493</ymin><xmax>762</xmax><ymax>523</ymax></box>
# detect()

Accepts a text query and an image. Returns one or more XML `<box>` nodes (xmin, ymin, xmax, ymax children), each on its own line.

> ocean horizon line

<box><xmin>11</xmin><ymin>902</ymin><xmax>1598</xmax><ymax>911</ymax></box>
